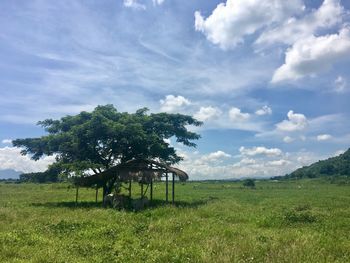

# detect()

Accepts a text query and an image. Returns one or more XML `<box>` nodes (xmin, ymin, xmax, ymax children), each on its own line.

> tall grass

<box><xmin>0</xmin><ymin>179</ymin><xmax>349</xmax><ymax>262</ymax></box>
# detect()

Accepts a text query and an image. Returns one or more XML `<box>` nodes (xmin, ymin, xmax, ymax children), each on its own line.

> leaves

<box><xmin>286</xmin><ymin>149</ymin><xmax>350</xmax><ymax>179</ymax></box>
<box><xmin>13</xmin><ymin>105</ymin><xmax>202</xmax><ymax>175</ymax></box>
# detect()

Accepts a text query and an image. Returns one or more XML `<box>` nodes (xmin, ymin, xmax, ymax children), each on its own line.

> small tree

<box><xmin>243</xmin><ymin>178</ymin><xmax>255</xmax><ymax>188</ymax></box>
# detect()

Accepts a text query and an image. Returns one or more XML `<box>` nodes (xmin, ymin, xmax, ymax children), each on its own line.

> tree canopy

<box><xmin>13</xmin><ymin>105</ymin><xmax>202</xmax><ymax>178</ymax></box>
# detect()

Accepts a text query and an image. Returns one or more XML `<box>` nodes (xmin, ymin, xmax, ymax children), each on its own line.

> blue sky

<box><xmin>0</xmin><ymin>0</ymin><xmax>350</xmax><ymax>179</ymax></box>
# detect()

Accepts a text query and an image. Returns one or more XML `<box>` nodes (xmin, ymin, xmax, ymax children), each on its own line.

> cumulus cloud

<box><xmin>256</xmin><ymin>0</ymin><xmax>345</xmax><ymax>47</ymax></box>
<box><xmin>200</xmin><ymin>150</ymin><xmax>232</xmax><ymax>163</ymax></box>
<box><xmin>272</xmin><ymin>27</ymin><xmax>350</xmax><ymax>83</ymax></box>
<box><xmin>195</xmin><ymin>0</ymin><xmax>349</xmax><ymax>83</ymax></box>
<box><xmin>255</xmin><ymin>105</ymin><xmax>272</xmax><ymax>116</ymax></box>
<box><xmin>267</xmin><ymin>159</ymin><xmax>291</xmax><ymax>166</ymax></box>
<box><xmin>123</xmin><ymin>0</ymin><xmax>146</xmax><ymax>10</ymax></box>
<box><xmin>175</xmin><ymin>146</ymin><xmax>329</xmax><ymax>180</ymax></box>
<box><xmin>283</xmin><ymin>136</ymin><xmax>294</xmax><ymax>143</ymax></box>
<box><xmin>194</xmin><ymin>106</ymin><xmax>222</xmax><ymax>122</ymax></box>
<box><xmin>152</xmin><ymin>0</ymin><xmax>164</xmax><ymax>5</ymax></box>
<box><xmin>0</xmin><ymin>147</ymin><xmax>55</xmax><ymax>173</ymax></box>
<box><xmin>177</xmin><ymin>148</ymin><xmax>321</xmax><ymax>180</ymax></box>
<box><xmin>1</xmin><ymin>139</ymin><xmax>12</xmax><ymax>144</ymax></box>
<box><xmin>238</xmin><ymin>158</ymin><xmax>256</xmax><ymax>165</ymax></box>
<box><xmin>333</xmin><ymin>149</ymin><xmax>345</xmax><ymax>156</ymax></box>
<box><xmin>276</xmin><ymin>110</ymin><xmax>308</xmax><ymax>132</ymax></box>
<box><xmin>160</xmin><ymin>95</ymin><xmax>191</xmax><ymax>113</ymax></box>
<box><xmin>229</xmin><ymin>107</ymin><xmax>250</xmax><ymax>121</ymax></box>
<box><xmin>334</xmin><ymin>76</ymin><xmax>347</xmax><ymax>93</ymax></box>
<box><xmin>317</xmin><ymin>134</ymin><xmax>332</xmax><ymax>141</ymax></box>
<box><xmin>194</xmin><ymin>0</ymin><xmax>304</xmax><ymax>49</ymax></box>
<box><xmin>239</xmin><ymin>146</ymin><xmax>282</xmax><ymax>157</ymax></box>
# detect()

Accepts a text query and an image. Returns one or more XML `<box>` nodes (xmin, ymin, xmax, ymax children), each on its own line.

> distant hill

<box><xmin>286</xmin><ymin>149</ymin><xmax>350</xmax><ymax>179</ymax></box>
<box><xmin>0</xmin><ymin>169</ymin><xmax>21</xmax><ymax>180</ymax></box>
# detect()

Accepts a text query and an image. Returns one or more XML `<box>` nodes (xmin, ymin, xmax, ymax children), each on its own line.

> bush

<box><xmin>243</xmin><ymin>179</ymin><xmax>255</xmax><ymax>188</ymax></box>
<box><xmin>283</xmin><ymin>210</ymin><xmax>317</xmax><ymax>224</ymax></box>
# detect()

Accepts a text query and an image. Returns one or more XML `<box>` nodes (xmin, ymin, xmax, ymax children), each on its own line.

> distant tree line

<box><xmin>19</xmin><ymin>164</ymin><xmax>63</xmax><ymax>183</ymax></box>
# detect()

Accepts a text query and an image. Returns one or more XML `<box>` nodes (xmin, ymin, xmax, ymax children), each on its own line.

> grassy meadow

<box><xmin>0</xmin><ymin>179</ymin><xmax>349</xmax><ymax>262</ymax></box>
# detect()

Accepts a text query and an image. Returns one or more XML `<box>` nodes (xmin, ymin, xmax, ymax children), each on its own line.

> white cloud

<box><xmin>283</xmin><ymin>136</ymin><xmax>294</xmax><ymax>143</ymax></box>
<box><xmin>255</xmin><ymin>105</ymin><xmax>272</xmax><ymax>116</ymax></box>
<box><xmin>276</xmin><ymin>110</ymin><xmax>308</xmax><ymax>132</ymax></box>
<box><xmin>317</xmin><ymin>134</ymin><xmax>332</xmax><ymax>141</ymax></box>
<box><xmin>257</xmin><ymin>112</ymin><xmax>347</xmax><ymax>142</ymax></box>
<box><xmin>194</xmin><ymin>0</ymin><xmax>304</xmax><ymax>49</ymax></box>
<box><xmin>175</xmin><ymin>147</ymin><xmax>329</xmax><ymax>180</ymax></box>
<box><xmin>295</xmin><ymin>150</ymin><xmax>324</xmax><ymax>166</ymax></box>
<box><xmin>123</xmin><ymin>0</ymin><xmax>146</xmax><ymax>10</ymax></box>
<box><xmin>272</xmin><ymin>27</ymin><xmax>350</xmax><ymax>83</ymax></box>
<box><xmin>267</xmin><ymin>159</ymin><xmax>290</xmax><ymax>166</ymax></box>
<box><xmin>194</xmin><ymin>106</ymin><xmax>222</xmax><ymax>122</ymax></box>
<box><xmin>307</xmin><ymin>113</ymin><xmax>344</xmax><ymax>133</ymax></box>
<box><xmin>239</xmin><ymin>146</ymin><xmax>282</xmax><ymax>157</ymax></box>
<box><xmin>200</xmin><ymin>150</ymin><xmax>232</xmax><ymax>163</ymax></box>
<box><xmin>163</xmin><ymin>138</ymin><xmax>171</xmax><ymax>145</ymax></box>
<box><xmin>160</xmin><ymin>95</ymin><xmax>191</xmax><ymax>113</ymax></box>
<box><xmin>229</xmin><ymin>107</ymin><xmax>250</xmax><ymax>121</ymax></box>
<box><xmin>152</xmin><ymin>0</ymin><xmax>164</xmax><ymax>5</ymax></box>
<box><xmin>256</xmin><ymin>0</ymin><xmax>345</xmax><ymax>47</ymax></box>
<box><xmin>256</xmin><ymin>112</ymin><xmax>343</xmax><ymax>140</ymax></box>
<box><xmin>1</xmin><ymin>139</ymin><xmax>12</xmax><ymax>144</ymax></box>
<box><xmin>334</xmin><ymin>76</ymin><xmax>347</xmax><ymax>93</ymax></box>
<box><xmin>333</xmin><ymin>149</ymin><xmax>345</xmax><ymax>156</ymax></box>
<box><xmin>239</xmin><ymin>158</ymin><xmax>256</xmax><ymax>165</ymax></box>
<box><xmin>0</xmin><ymin>147</ymin><xmax>55</xmax><ymax>173</ymax></box>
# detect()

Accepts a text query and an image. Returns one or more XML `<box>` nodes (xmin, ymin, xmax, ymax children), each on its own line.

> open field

<box><xmin>0</xmin><ymin>179</ymin><xmax>349</xmax><ymax>262</ymax></box>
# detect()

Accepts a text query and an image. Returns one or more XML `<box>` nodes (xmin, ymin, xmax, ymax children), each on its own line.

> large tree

<box><xmin>13</xmin><ymin>105</ymin><xmax>202</xmax><ymax>187</ymax></box>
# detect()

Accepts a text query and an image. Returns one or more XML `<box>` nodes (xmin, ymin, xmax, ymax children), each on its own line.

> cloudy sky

<box><xmin>1</xmin><ymin>0</ymin><xmax>350</xmax><ymax>179</ymax></box>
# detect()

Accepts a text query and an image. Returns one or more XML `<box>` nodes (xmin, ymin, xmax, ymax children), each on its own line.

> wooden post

<box><xmin>165</xmin><ymin>172</ymin><xmax>169</xmax><ymax>203</ymax></box>
<box><xmin>172</xmin><ymin>173</ymin><xmax>175</xmax><ymax>205</ymax></box>
<box><xmin>150</xmin><ymin>178</ymin><xmax>153</xmax><ymax>202</ymax></box>
<box><xmin>103</xmin><ymin>184</ymin><xmax>107</xmax><ymax>199</ymax></box>
<box><xmin>95</xmin><ymin>187</ymin><xmax>98</xmax><ymax>203</ymax></box>
<box><xmin>129</xmin><ymin>179</ymin><xmax>132</xmax><ymax>198</ymax></box>
<box><xmin>102</xmin><ymin>184</ymin><xmax>107</xmax><ymax>207</ymax></box>
<box><xmin>141</xmin><ymin>183</ymin><xmax>144</xmax><ymax>200</ymax></box>
<box><xmin>75</xmin><ymin>187</ymin><xmax>79</xmax><ymax>205</ymax></box>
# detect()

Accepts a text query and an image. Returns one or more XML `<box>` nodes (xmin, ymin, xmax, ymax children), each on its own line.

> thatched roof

<box><xmin>74</xmin><ymin>159</ymin><xmax>188</xmax><ymax>187</ymax></box>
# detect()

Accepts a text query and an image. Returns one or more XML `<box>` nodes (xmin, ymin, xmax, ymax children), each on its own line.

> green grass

<box><xmin>1</xmin><ymin>179</ymin><xmax>350</xmax><ymax>262</ymax></box>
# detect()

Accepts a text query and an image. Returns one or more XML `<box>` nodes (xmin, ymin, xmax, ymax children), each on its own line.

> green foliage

<box><xmin>19</xmin><ymin>163</ymin><xmax>63</xmax><ymax>183</ymax></box>
<box><xmin>12</xmin><ymin>105</ymin><xmax>202</xmax><ymax>177</ymax></box>
<box><xmin>282</xmin><ymin>206</ymin><xmax>317</xmax><ymax>225</ymax></box>
<box><xmin>286</xmin><ymin>148</ymin><xmax>350</xmax><ymax>179</ymax></box>
<box><xmin>1</xmin><ymin>179</ymin><xmax>350</xmax><ymax>262</ymax></box>
<box><xmin>243</xmin><ymin>178</ymin><xmax>255</xmax><ymax>188</ymax></box>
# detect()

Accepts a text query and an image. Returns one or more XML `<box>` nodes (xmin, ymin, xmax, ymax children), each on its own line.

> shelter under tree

<box><xmin>73</xmin><ymin>159</ymin><xmax>188</xmax><ymax>207</ymax></box>
<box><xmin>12</xmin><ymin>105</ymin><xmax>201</xmax><ymax>209</ymax></box>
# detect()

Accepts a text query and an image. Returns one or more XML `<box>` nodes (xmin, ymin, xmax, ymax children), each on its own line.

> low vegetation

<box><xmin>242</xmin><ymin>178</ymin><xmax>255</xmax><ymax>188</ymax></box>
<box><xmin>285</xmin><ymin>149</ymin><xmax>350</xmax><ymax>179</ymax></box>
<box><xmin>1</xmin><ymin>179</ymin><xmax>349</xmax><ymax>262</ymax></box>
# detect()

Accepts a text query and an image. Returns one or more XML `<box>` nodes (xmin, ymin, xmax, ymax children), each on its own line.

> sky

<box><xmin>0</xmin><ymin>0</ymin><xmax>350</xmax><ymax>180</ymax></box>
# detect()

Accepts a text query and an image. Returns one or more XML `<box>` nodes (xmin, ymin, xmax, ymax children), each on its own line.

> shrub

<box><xmin>243</xmin><ymin>179</ymin><xmax>255</xmax><ymax>188</ymax></box>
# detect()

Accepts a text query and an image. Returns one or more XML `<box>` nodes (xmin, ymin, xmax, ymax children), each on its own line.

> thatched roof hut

<box><xmin>73</xmin><ymin>159</ymin><xmax>188</xmax><ymax>205</ymax></box>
